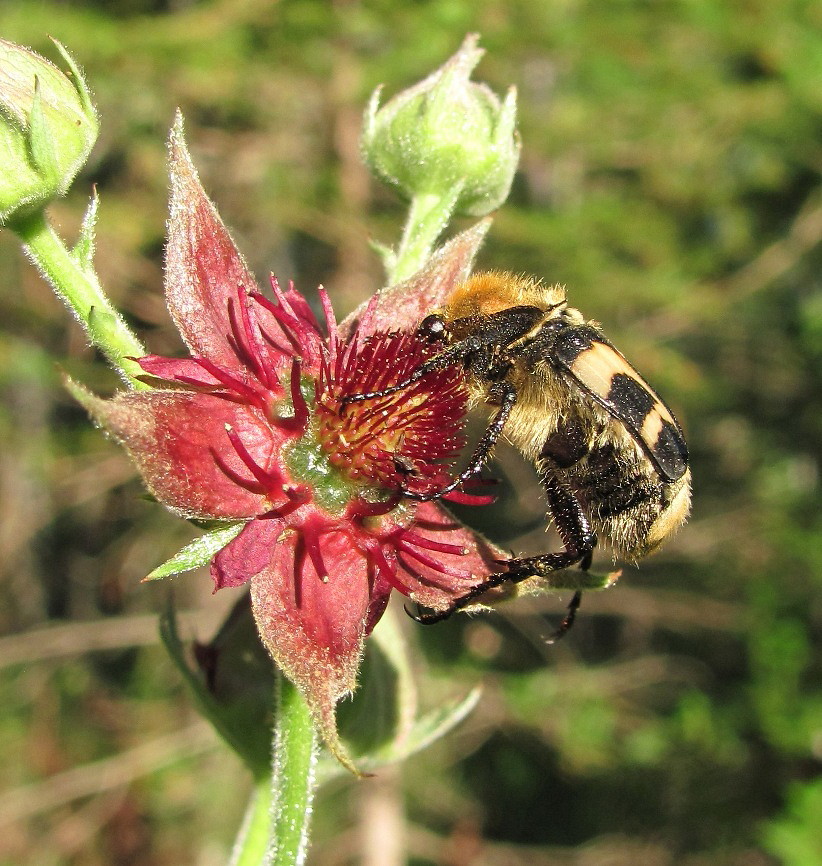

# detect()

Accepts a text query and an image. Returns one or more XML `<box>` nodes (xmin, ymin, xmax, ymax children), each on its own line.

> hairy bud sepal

<box><xmin>0</xmin><ymin>39</ymin><xmax>98</xmax><ymax>227</ymax></box>
<box><xmin>361</xmin><ymin>33</ymin><xmax>519</xmax><ymax>218</ymax></box>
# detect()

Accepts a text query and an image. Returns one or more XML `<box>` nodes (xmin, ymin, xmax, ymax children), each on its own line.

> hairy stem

<box><xmin>12</xmin><ymin>209</ymin><xmax>146</xmax><ymax>385</ymax></box>
<box><xmin>389</xmin><ymin>188</ymin><xmax>461</xmax><ymax>284</ymax></box>
<box><xmin>229</xmin><ymin>777</ymin><xmax>274</xmax><ymax>866</ymax></box>
<box><xmin>228</xmin><ymin>676</ymin><xmax>319</xmax><ymax>866</ymax></box>
<box><xmin>268</xmin><ymin>675</ymin><xmax>320</xmax><ymax>866</ymax></box>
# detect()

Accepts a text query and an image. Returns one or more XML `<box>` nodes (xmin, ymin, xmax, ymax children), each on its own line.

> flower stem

<box><xmin>229</xmin><ymin>778</ymin><xmax>274</xmax><ymax>866</ymax></box>
<box><xmin>228</xmin><ymin>676</ymin><xmax>319</xmax><ymax>866</ymax></box>
<box><xmin>11</xmin><ymin>209</ymin><xmax>146</xmax><ymax>386</ymax></box>
<box><xmin>388</xmin><ymin>187</ymin><xmax>462</xmax><ymax>285</ymax></box>
<box><xmin>268</xmin><ymin>674</ymin><xmax>320</xmax><ymax>866</ymax></box>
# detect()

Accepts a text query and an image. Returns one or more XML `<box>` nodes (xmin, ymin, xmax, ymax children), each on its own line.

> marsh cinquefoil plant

<box><xmin>1</xmin><ymin>33</ymin><xmax>609</xmax><ymax>864</ymax></box>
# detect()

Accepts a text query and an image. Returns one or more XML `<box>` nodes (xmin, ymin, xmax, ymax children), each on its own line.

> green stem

<box><xmin>389</xmin><ymin>187</ymin><xmax>462</xmax><ymax>284</ymax></box>
<box><xmin>268</xmin><ymin>675</ymin><xmax>320</xmax><ymax>866</ymax></box>
<box><xmin>227</xmin><ymin>677</ymin><xmax>319</xmax><ymax>866</ymax></box>
<box><xmin>229</xmin><ymin>778</ymin><xmax>274</xmax><ymax>866</ymax></box>
<box><xmin>12</xmin><ymin>209</ymin><xmax>146</xmax><ymax>386</ymax></box>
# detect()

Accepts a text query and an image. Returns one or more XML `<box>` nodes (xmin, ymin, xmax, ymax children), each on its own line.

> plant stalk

<box><xmin>229</xmin><ymin>777</ymin><xmax>274</xmax><ymax>866</ymax></box>
<box><xmin>389</xmin><ymin>188</ymin><xmax>462</xmax><ymax>284</ymax></box>
<box><xmin>11</xmin><ymin>209</ymin><xmax>146</xmax><ymax>385</ymax></box>
<box><xmin>268</xmin><ymin>675</ymin><xmax>320</xmax><ymax>866</ymax></box>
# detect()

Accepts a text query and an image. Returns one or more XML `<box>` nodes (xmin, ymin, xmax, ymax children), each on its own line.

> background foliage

<box><xmin>1</xmin><ymin>1</ymin><xmax>820</xmax><ymax>864</ymax></box>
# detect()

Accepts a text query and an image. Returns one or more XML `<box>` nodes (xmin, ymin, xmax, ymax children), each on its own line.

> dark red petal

<box><xmin>78</xmin><ymin>387</ymin><xmax>285</xmax><ymax>518</ymax></box>
<box><xmin>249</xmin><ymin>524</ymin><xmax>373</xmax><ymax>769</ymax></box>
<box><xmin>211</xmin><ymin>517</ymin><xmax>280</xmax><ymax>589</ymax></box>
<box><xmin>166</xmin><ymin>119</ymin><xmax>290</xmax><ymax>373</ymax></box>
<box><xmin>363</xmin><ymin>584</ymin><xmax>393</xmax><ymax>635</ymax></box>
<box><xmin>396</xmin><ymin>502</ymin><xmax>505</xmax><ymax>612</ymax></box>
<box><xmin>338</xmin><ymin>219</ymin><xmax>492</xmax><ymax>339</ymax></box>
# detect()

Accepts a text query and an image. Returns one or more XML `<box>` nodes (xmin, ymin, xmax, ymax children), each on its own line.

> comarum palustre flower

<box><xmin>73</xmin><ymin>117</ymin><xmax>503</xmax><ymax>768</ymax></box>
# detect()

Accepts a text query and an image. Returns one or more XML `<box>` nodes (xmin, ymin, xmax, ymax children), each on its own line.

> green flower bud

<box><xmin>0</xmin><ymin>39</ymin><xmax>98</xmax><ymax>227</ymax></box>
<box><xmin>361</xmin><ymin>34</ymin><xmax>519</xmax><ymax>217</ymax></box>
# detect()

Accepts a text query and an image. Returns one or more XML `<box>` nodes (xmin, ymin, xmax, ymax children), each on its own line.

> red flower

<box><xmin>76</xmin><ymin>118</ymin><xmax>501</xmax><ymax>767</ymax></box>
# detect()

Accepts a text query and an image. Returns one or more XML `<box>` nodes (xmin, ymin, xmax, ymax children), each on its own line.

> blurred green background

<box><xmin>1</xmin><ymin>1</ymin><xmax>820</xmax><ymax>864</ymax></box>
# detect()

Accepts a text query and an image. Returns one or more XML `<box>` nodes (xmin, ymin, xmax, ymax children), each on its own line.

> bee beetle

<box><xmin>345</xmin><ymin>272</ymin><xmax>691</xmax><ymax>630</ymax></box>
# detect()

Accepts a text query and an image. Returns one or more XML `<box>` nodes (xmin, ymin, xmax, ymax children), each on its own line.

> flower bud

<box><xmin>0</xmin><ymin>39</ymin><xmax>98</xmax><ymax>226</ymax></box>
<box><xmin>361</xmin><ymin>34</ymin><xmax>519</xmax><ymax>217</ymax></box>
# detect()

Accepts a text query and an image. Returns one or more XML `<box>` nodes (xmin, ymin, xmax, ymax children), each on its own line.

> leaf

<box><xmin>335</xmin><ymin>608</ymin><xmax>417</xmax><ymax>756</ymax></box>
<box><xmin>50</xmin><ymin>38</ymin><xmax>96</xmax><ymax>120</ymax></box>
<box><xmin>160</xmin><ymin>594</ymin><xmax>273</xmax><ymax>778</ymax></box>
<box><xmin>71</xmin><ymin>188</ymin><xmax>99</xmax><ymax>273</ymax></box>
<box><xmin>367</xmin><ymin>237</ymin><xmax>396</xmax><ymax>273</ymax></box>
<box><xmin>318</xmin><ymin>684</ymin><xmax>482</xmax><ymax>781</ymax></box>
<box><xmin>26</xmin><ymin>76</ymin><xmax>58</xmax><ymax>181</ymax></box>
<box><xmin>366</xmin><ymin>685</ymin><xmax>482</xmax><ymax>766</ymax></box>
<box><xmin>474</xmin><ymin>567</ymin><xmax>621</xmax><ymax>611</ymax></box>
<box><xmin>144</xmin><ymin>521</ymin><xmax>246</xmax><ymax>581</ymax></box>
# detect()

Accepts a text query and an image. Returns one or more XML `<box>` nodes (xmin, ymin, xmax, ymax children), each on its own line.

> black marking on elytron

<box><xmin>606</xmin><ymin>373</ymin><xmax>657</xmax><ymax>429</ymax></box>
<box><xmin>596</xmin><ymin>373</ymin><xmax>687</xmax><ymax>483</ymax></box>
<box><xmin>551</xmin><ymin>324</ymin><xmax>600</xmax><ymax>366</ymax></box>
<box><xmin>652</xmin><ymin>418</ymin><xmax>689</xmax><ymax>482</ymax></box>
<box><xmin>548</xmin><ymin>328</ymin><xmax>688</xmax><ymax>483</ymax></box>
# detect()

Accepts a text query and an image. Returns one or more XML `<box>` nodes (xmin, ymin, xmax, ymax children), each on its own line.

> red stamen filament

<box><xmin>364</xmin><ymin>541</ymin><xmax>413</xmax><ymax>595</ymax></box>
<box><xmin>270</xmin><ymin>486</ymin><xmax>310</xmax><ymax>518</ymax></box>
<box><xmin>396</xmin><ymin>541</ymin><xmax>472</xmax><ymax>579</ymax></box>
<box><xmin>224</xmin><ymin>425</ymin><xmax>279</xmax><ymax>491</ymax></box>
<box><xmin>319</xmin><ymin>288</ymin><xmax>338</xmax><ymax>358</ymax></box>
<box><xmin>229</xmin><ymin>287</ymin><xmax>277</xmax><ymax>390</ymax></box>
<box><xmin>211</xmin><ymin>450</ymin><xmax>267</xmax><ymax>494</ymax></box>
<box><xmin>251</xmin><ymin>293</ymin><xmax>305</xmax><ymax>358</ymax></box>
<box><xmin>398</xmin><ymin>531</ymin><xmax>468</xmax><ymax>556</ymax></box>
<box><xmin>192</xmin><ymin>358</ymin><xmax>263</xmax><ymax>406</ymax></box>
<box><xmin>273</xmin><ymin>360</ymin><xmax>309</xmax><ymax>433</ymax></box>
<box><xmin>301</xmin><ymin>524</ymin><xmax>330</xmax><ymax>582</ymax></box>
<box><xmin>443</xmin><ymin>490</ymin><xmax>497</xmax><ymax>506</ymax></box>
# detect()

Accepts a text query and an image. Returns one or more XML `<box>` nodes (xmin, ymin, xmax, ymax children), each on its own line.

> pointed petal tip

<box><xmin>313</xmin><ymin>697</ymin><xmax>369</xmax><ymax>777</ymax></box>
<box><xmin>248</xmin><ymin>538</ymin><xmax>380</xmax><ymax>774</ymax></box>
<box><xmin>62</xmin><ymin>373</ymin><xmax>106</xmax><ymax>424</ymax></box>
<box><xmin>169</xmin><ymin>109</ymin><xmax>186</xmax><ymax>148</ymax></box>
<box><xmin>338</xmin><ymin>218</ymin><xmax>493</xmax><ymax>339</ymax></box>
<box><xmin>167</xmin><ymin>113</ymin><xmax>195</xmax><ymax>182</ymax></box>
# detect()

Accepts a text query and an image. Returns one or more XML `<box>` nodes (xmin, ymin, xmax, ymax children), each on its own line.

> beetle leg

<box><xmin>403</xmin><ymin>380</ymin><xmax>517</xmax><ymax>501</ymax></box>
<box><xmin>406</xmin><ymin>474</ymin><xmax>595</xmax><ymax>638</ymax></box>
<box><xmin>502</xmin><ymin>474</ymin><xmax>597</xmax><ymax>578</ymax></box>
<box><xmin>340</xmin><ymin>334</ymin><xmax>484</xmax><ymax>406</ymax></box>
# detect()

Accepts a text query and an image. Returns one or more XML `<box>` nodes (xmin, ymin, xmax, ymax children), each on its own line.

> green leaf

<box><xmin>366</xmin><ymin>684</ymin><xmax>482</xmax><ymax>766</ymax></box>
<box><xmin>367</xmin><ymin>236</ymin><xmax>396</xmax><ymax>273</ymax></box>
<box><xmin>319</xmin><ymin>684</ymin><xmax>482</xmax><ymax>781</ymax></box>
<box><xmin>336</xmin><ymin>608</ymin><xmax>417</xmax><ymax>756</ymax></box>
<box><xmin>50</xmin><ymin>38</ymin><xmax>96</xmax><ymax>120</ymax></box>
<box><xmin>71</xmin><ymin>189</ymin><xmax>99</xmax><ymax>274</ymax></box>
<box><xmin>160</xmin><ymin>594</ymin><xmax>274</xmax><ymax>778</ymax></box>
<box><xmin>762</xmin><ymin>778</ymin><xmax>822</xmax><ymax>866</ymax></box>
<box><xmin>145</xmin><ymin>521</ymin><xmax>246</xmax><ymax>581</ymax></box>
<box><xmin>26</xmin><ymin>76</ymin><xmax>58</xmax><ymax>182</ymax></box>
<box><xmin>469</xmin><ymin>567</ymin><xmax>620</xmax><ymax>613</ymax></box>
